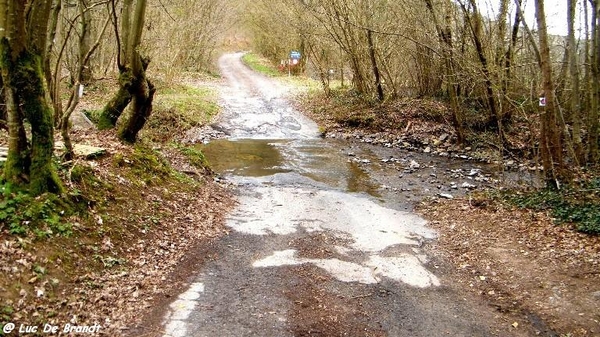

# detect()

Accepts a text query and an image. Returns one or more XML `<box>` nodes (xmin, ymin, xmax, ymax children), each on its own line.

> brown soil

<box><xmin>285</xmin><ymin>265</ymin><xmax>387</xmax><ymax>337</ymax></box>
<box><xmin>417</xmin><ymin>198</ymin><xmax>600</xmax><ymax>336</ymax></box>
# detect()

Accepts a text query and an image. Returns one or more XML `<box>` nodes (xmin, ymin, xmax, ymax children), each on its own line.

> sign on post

<box><xmin>290</xmin><ymin>51</ymin><xmax>301</xmax><ymax>60</ymax></box>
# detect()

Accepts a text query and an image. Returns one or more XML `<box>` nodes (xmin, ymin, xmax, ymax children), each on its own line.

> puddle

<box><xmin>199</xmin><ymin>138</ymin><xmax>381</xmax><ymax>197</ymax></box>
<box><xmin>198</xmin><ymin>139</ymin><xmax>290</xmax><ymax>177</ymax></box>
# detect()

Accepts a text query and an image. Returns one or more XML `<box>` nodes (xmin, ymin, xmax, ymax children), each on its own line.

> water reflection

<box><xmin>199</xmin><ymin>138</ymin><xmax>381</xmax><ymax>197</ymax></box>
<box><xmin>198</xmin><ymin>139</ymin><xmax>290</xmax><ymax>177</ymax></box>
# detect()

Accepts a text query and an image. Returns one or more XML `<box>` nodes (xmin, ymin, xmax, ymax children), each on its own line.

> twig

<box><xmin>157</xmin><ymin>0</ymin><xmax>175</xmax><ymax>21</ymax></box>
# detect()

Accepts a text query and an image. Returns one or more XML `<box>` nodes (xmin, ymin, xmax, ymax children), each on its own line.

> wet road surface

<box><xmin>158</xmin><ymin>53</ymin><xmax>510</xmax><ymax>337</ymax></box>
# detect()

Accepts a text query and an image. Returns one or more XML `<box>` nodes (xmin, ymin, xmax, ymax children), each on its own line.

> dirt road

<box><xmin>153</xmin><ymin>53</ymin><xmax>522</xmax><ymax>337</ymax></box>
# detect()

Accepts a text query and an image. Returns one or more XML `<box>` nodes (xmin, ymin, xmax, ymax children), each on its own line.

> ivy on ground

<box><xmin>507</xmin><ymin>178</ymin><xmax>600</xmax><ymax>234</ymax></box>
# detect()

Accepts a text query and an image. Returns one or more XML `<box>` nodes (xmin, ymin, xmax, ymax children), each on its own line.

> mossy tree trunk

<box><xmin>99</xmin><ymin>0</ymin><xmax>154</xmax><ymax>143</ymax></box>
<box><xmin>0</xmin><ymin>0</ymin><xmax>64</xmax><ymax>195</ymax></box>
<box><xmin>98</xmin><ymin>82</ymin><xmax>132</xmax><ymax>129</ymax></box>
<box><xmin>118</xmin><ymin>67</ymin><xmax>155</xmax><ymax>143</ymax></box>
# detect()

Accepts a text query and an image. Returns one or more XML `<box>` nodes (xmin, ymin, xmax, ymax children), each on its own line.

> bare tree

<box><xmin>567</xmin><ymin>0</ymin><xmax>584</xmax><ymax>164</ymax></box>
<box><xmin>589</xmin><ymin>0</ymin><xmax>600</xmax><ymax>162</ymax></box>
<box><xmin>99</xmin><ymin>0</ymin><xmax>154</xmax><ymax>143</ymax></box>
<box><xmin>535</xmin><ymin>0</ymin><xmax>564</xmax><ymax>186</ymax></box>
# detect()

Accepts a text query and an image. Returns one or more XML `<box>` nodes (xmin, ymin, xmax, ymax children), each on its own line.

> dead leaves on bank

<box><xmin>0</xmin><ymin>130</ymin><xmax>234</xmax><ymax>336</ymax></box>
<box><xmin>419</xmin><ymin>198</ymin><xmax>600</xmax><ymax>336</ymax></box>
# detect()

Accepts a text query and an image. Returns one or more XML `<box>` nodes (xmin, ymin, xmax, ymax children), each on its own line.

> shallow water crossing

<box><xmin>197</xmin><ymin>53</ymin><xmax>438</xmax><ymax>288</ymax></box>
<box><xmin>160</xmin><ymin>53</ymin><xmax>497</xmax><ymax>337</ymax></box>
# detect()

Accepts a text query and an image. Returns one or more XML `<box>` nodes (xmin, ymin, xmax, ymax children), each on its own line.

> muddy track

<box><xmin>138</xmin><ymin>53</ymin><xmax>544</xmax><ymax>337</ymax></box>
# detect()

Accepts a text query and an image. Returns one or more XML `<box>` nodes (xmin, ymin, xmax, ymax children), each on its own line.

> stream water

<box><xmin>199</xmin><ymin>138</ymin><xmax>382</xmax><ymax>197</ymax></box>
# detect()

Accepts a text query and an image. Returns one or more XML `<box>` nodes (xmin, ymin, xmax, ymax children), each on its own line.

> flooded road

<box><xmin>159</xmin><ymin>53</ymin><xmax>509</xmax><ymax>336</ymax></box>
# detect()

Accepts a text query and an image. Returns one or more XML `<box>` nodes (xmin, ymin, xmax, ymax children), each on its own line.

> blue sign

<box><xmin>290</xmin><ymin>51</ymin><xmax>301</xmax><ymax>59</ymax></box>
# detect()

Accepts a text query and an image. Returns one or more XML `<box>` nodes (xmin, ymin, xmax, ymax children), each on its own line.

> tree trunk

<box><xmin>1</xmin><ymin>0</ymin><xmax>64</xmax><ymax>194</ymax></box>
<box><xmin>504</xmin><ymin>0</ymin><xmax>522</xmax><ymax>99</ymax></box>
<box><xmin>568</xmin><ymin>0</ymin><xmax>584</xmax><ymax>164</ymax></box>
<box><xmin>98</xmin><ymin>76</ymin><xmax>132</xmax><ymax>129</ymax></box>
<box><xmin>98</xmin><ymin>0</ymin><xmax>152</xmax><ymax>142</ymax></box>
<box><xmin>535</xmin><ymin>0</ymin><xmax>564</xmax><ymax>186</ymax></box>
<box><xmin>589</xmin><ymin>0</ymin><xmax>600</xmax><ymax>162</ymax></box>
<box><xmin>1</xmin><ymin>75</ymin><xmax>29</xmax><ymax>185</ymax></box>
<box><xmin>366</xmin><ymin>29</ymin><xmax>384</xmax><ymax>101</ymax></box>
<box><xmin>424</xmin><ymin>0</ymin><xmax>465</xmax><ymax>144</ymax></box>
<box><xmin>464</xmin><ymin>0</ymin><xmax>503</xmax><ymax>141</ymax></box>
<box><xmin>118</xmin><ymin>72</ymin><xmax>155</xmax><ymax>143</ymax></box>
<box><xmin>79</xmin><ymin>0</ymin><xmax>93</xmax><ymax>84</ymax></box>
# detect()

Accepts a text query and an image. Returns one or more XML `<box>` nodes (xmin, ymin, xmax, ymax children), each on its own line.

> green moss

<box><xmin>98</xmin><ymin>86</ymin><xmax>132</xmax><ymax>130</ymax></box>
<box><xmin>126</xmin><ymin>145</ymin><xmax>172</xmax><ymax>185</ymax></box>
<box><xmin>7</xmin><ymin>48</ymin><xmax>64</xmax><ymax>195</ymax></box>
<box><xmin>173</xmin><ymin>143</ymin><xmax>209</xmax><ymax>169</ymax></box>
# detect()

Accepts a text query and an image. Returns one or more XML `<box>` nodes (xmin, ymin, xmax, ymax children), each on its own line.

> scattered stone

<box><xmin>424</xmin><ymin>146</ymin><xmax>431</xmax><ymax>153</ymax></box>
<box><xmin>0</xmin><ymin>147</ymin><xmax>7</xmax><ymax>162</ymax></box>
<box><xmin>438</xmin><ymin>193</ymin><xmax>454</xmax><ymax>199</ymax></box>
<box><xmin>361</xmin><ymin>159</ymin><xmax>371</xmax><ymax>164</ymax></box>
<box><xmin>467</xmin><ymin>169</ymin><xmax>481</xmax><ymax>176</ymax></box>
<box><xmin>461</xmin><ymin>182</ymin><xmax>476</xmax><ymax>189</ymax></box>
<box><xmin>55</xmin><ymin>142</ymin><xmax>107</xmax><ymax>159</ymax></box>
<box><xmin>409</xmin><ymin>160</ymin><xmax>420</xmax><ymax>169</ymax></box>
